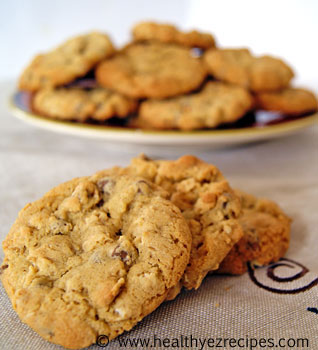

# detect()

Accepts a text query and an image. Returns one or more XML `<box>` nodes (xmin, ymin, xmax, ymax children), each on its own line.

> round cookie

<box><xmin>132</xmin><ymin>21</ymin><xmax>216</xmax><ymax>49</ymax></box>
<box><xmin>116</xmin><ymin>154</ymin><xmax>243</xmax><ymax>290</ymax></box>
<box><xmin>95</xmin><ymin>42</ymin><xmax>207</xmax><ymax>98</ymax></box>
<box><xmin>33</xmin><ymin>87</ymin><xmax>138</xmax><ymax>122</ymax></box>
<box><xmin>0</xmin><ymin>174</ymin><xmax>191</xmax><ymax>349</ymax></box>
<box><xmin>255</xmin><ymin>87</ymin><xmax>318</xmax><ymax>115</ymax></box>
<box><xmin>19</xmin><ymin>32</ymin><xmax>115</xmax><ymax>92</ymax></box>
<box><xmin>204</xmin><ymin>48</ymin><xmax>294</xmax><ymax>92</ymax></box>
<box><xmin>217</xmin><ymin>190</ymin><xmax>291</xmax><ymax>275</ymax></box>
<box><xmin>136</xmin><ymin>81</ymin><xmax>253</xmax><ymax>130</ymax></box>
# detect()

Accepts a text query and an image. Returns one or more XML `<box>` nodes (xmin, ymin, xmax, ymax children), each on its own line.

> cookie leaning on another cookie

<box><xmin>135</xmin><ymin>81</ymin><xmax>253</xmax><ymax>130</ymax></box>
<box><xmin>204</xmin><ymin>48</ymin><xmax>294</xmax><ymax>92</ymax></box>
<box><xmin>33</xmin><ymin>87</ymin><xmax>138</xmax><ymax>122</ymax></box>
<box><xmin>19</xmin><ymin>32</ymin><xmax>115</xmax><ymax>92</ymax></box>
<box><xmin>217</xmin><ymin>189</ymin><xmax>291</xmax><ymax>275</ymax></box>
<box><xmin>1</xmin><ymin>174</ymin><xmax>191</xmax><ymax>349</ymax></box>
<box><xmin>115</xmin><ymin>154</ymin><xmax>243</xmax><ymax>290</ymax></box>
<box><xmin>96</xmin><ymin>42</ymin><xmax>207</xmax><ymax>99</ymax></box>
<box><xmin>255</xmin><ymin>87</ymin><xmax>318</xmax><ymax>115</ymax></box>
<box><xmin>132</xmin><ymin>21</ymin><xmax>216</xmax><ymax>49</ymax></box>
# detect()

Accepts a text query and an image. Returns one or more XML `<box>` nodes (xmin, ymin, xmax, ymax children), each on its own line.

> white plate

<box><xmin>9</xmin><ymin>91</ymin><xmax>318</xmax><ymax>147</ymax></box>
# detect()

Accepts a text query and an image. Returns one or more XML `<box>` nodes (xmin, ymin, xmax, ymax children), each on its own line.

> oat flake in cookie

<box><xmin>118</xmin><ymin>155</ymin><xmax>243</xmax><ymax>290</ymax></box>
<box><xmin>0</xmin><ymin>174</ymin><xmax>191</xmax><ymax>349</ymax></box>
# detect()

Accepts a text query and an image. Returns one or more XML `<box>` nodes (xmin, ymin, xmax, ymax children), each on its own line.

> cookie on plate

<box><xmin>204</xmin><ymin>48</ymin><xmax>294</xmax><ymax>92</ymax></box>
<box><xmin>33</xmin><ymin>87</ymin><xmax>138</xmax><ymax>122</ymax></box>
<box><xmin>115</xmin><ymin>154</ymin><xmax>243</xmax><ymax>290</ymax></box>
<box><xmin>217</xmin><ymin>189</ymin><xmax>291</xmax><ymax>275</ymax></box>
<box><xmin>19</xmin><ymin>32</ymin><xmax>115</xmax><ymax>92</ymax></box>
<box><xmin>96</xmin><ymin>42</ymin><xmax>207</xmax><ymax>98</ymax></box>
<box><xmin>136</xmin><ymin>81</ymin><xmax>253</xmax><ymax>130</ymax></box>
<box><xmin>255</xmin><ymin>87</ymin><xmax>318</xmax><ymax>115</ymax></box>
<box><xmin>1</xmin><ymin>174</ymin><xmax>191</xmax><ymax>349</ymax></box>
<box><xmin>132</xmin><ymin>21</ymin><xmax>216</xmax><ymax>49</ymax></box>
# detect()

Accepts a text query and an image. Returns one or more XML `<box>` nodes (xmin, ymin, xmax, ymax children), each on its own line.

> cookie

<box><xmin>115</xmin><ymin>154</ymin><xmax>243</xmax><ymax>290</ymax></box>
<box><xmin>33</xmin><ymin>87</ymin><xmax>138</xmax><ymax>122</ymax></box>
<box><xmin>136</xmin><ymin>81</ymin><xmax>253</xmax><ymax>130</ymax></box>
<box><xmin>1</xmin><ymin>174</ymin><xmax>191</xmax><ymax>349</ymax></box>
<box><xmin>217</xmin><ymin>190</ymin><xmax>291</xmax><ymax>275</ymax></box>
<box><xmin>96</xmin><ymin>42</ymin><xmax>207</xmax><ymax>98</ymax></box>
<box><xmin>204</xmin><ymin>48</ymin><xmax>294</xmax><ymax>92</ymax></box>
<box><xmin>19</xmin><ymin>32</ymin><xmax>115</xmax><ymax>92</ymax></box>
<box><xmin>255</xmin><ymin>87</ymin><xmax>318</xmax><ymax>115</ymax></box>
<box><xmin>132</xmin><ymin>21</ymin><xmax>216</xmax><ymax>49</ymax></box>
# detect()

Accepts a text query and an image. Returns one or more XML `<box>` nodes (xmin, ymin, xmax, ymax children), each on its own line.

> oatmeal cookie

<box><xmin>136</xmin><ymin>81</ymin><xmax>253</xmax><ymax>130</ymax></box>
<box><xmin>116</xmin><ymin>155</ymin><xmax>243</xmax><ymax>290</ymax></box>
<box><xmin>96</xmin><ymin>42</ymin><xmax>207</xmax><ymax>98</ymax></box>
<box><xmin>1</xmin><ymin>174</ymin><xmax>191</xmax><ymax>349</ymax></box>
<box><xmin>217</xmin><ymin>190</ymin><xmax>291</xmax><ymax>275</ymax></box>
<box><xmin>255</xmin><ymin>87</ymin><xmax>318</xmax><ymax>115</ymax></box>
<box><xmin>204</xmin><ymin>48</ymin><xmax>294</xmax><ymax>92</ymax></box>
<box><xmin>132</xmin><ymin>21</ymin><xmax>216</xmax><ymax>49</ymax></box>
<box><xmin>33</xmin><ymin>87</ymin><xmax>138</xmax><ymax>122</ymax></box>
<box><xmin>19</xmin><ymin>32</ymin><xmax>115</xmax><ymax>92</ymax></box>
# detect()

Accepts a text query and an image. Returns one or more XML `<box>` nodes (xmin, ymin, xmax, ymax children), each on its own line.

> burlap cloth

<box><xmin>0</xmin><ymin>82</ymin><xmax>317</xmax><ymax>349</ymax></box>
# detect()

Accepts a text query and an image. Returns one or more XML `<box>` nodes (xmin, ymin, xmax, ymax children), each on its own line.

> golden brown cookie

<box><xmin>19</xmin><ymin>32</ymin><xmax>115</xmax><ymax>92</ymax></box>
<box><xmin>255</xmin><ymin>87</ymin><xmax>318</xmax><ymax>115</ymax></box>
<box><xmin>132</xmin><ymin>21</ymin><xmax>216</xmax><ymax>49</ymax></box>
<box><xmin>115</xmin><ymin>155</ymin><xmax>243</xmax><ymax>290</ymax></box>
<box><xmin>135</xmin><ymin>82</ymin><xmax>253</xmax><ymax>130</ymax></box>
<box><xmin>217</xmin><ymin>190</ymin><xmax>291</xmax><ymax>275</ymax></box>
<box><xmin>1</xmin><ymin>174</ymin><xmax>191</xmax><ymax>349</ymax></box>
<box><xmin>204</xmin><ymin>48</ymin><xmax>294</xmax><ymax>92</ymax></box>
<box><xmin>33</xmin><ymin>87</ymin><xmax>138</xmax><ymax>122</ymax></box>
<box><xmin>96</xmin><ymin>42</ymin><xmax>207</xmax><ymax>98</ymax></box>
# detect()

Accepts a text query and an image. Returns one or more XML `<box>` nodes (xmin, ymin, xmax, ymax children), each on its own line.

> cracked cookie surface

<box><xmin>204</xmin><ymin>48</ymin><xmax>294</xmax><ymax>92</ymax></box>
<box><xmin>96</xmin><ymin>42</ymin><xmax>207</xmax><ymax>98</ymax></box>
<box><xmin>19</xmin><ymin>32</ymin><xmax>115</xmax><ymax>92</ymax></box>
<box><xmin>136</xmin><ymin>82</ymin><xmax>253</xmax><ymax>130</ymax></box>
<box><xmin>217</xmin><ymin>190</ymin><xmax>291</xmax><ymax>275</ymax></box>
<box><xmin>255</xmin><ymin>87</ymin><xmax>318</xmax><ymax>115</ymax></box>
<box><xmin>1</xmin><ymin>174</ymin><xmax>191</xmax><ymax>349</ymax></box>
<box><xmin>132</xmin><ymin>21</ymin><xmax>216</xmax><ymax>49</ymax></box>
<box><xmin>115</xmin><ymin>155</ymin><xmax>243</xmax><ymax>290</ymax></box>
<box><xmin>33</xmin><ymin>87</ymin><xmax>138</xmax><ymax>122</ymax></box>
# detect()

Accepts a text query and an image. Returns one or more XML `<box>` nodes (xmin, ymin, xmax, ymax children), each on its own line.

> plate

<box><xmin>9</xmin><ymin>91</ymin><xmax>318</xmax><ymax>147</ymax></box>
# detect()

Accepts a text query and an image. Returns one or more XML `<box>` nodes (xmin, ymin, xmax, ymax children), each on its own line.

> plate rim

<box><xmin>9</xmin><ymin>91</ymin><xmax>318</xmax><ymax>142</ymax></box>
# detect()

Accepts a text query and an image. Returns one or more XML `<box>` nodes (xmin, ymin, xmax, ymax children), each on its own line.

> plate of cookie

<box><xmin>10</xmin><ymin>22</ymin><xmax>318</xmax><ymax>146</ymax></box>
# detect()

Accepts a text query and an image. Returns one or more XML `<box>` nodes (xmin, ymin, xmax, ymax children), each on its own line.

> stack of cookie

<box><xmin>18</xmin><ymin>22</ymin><xmax>317</xmax><ymax>130</ymax></box>
<box><xmin>1</xmin><ymin>155</ymin><xmax>291</xmax><ymax>349</ymax></box>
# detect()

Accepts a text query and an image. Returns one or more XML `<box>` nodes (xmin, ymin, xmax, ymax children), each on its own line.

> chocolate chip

<box><xmin>0</xmin><ymin>264</ymin><xmax>8</xmax><ymax>274</ymax></box>
<box><xmin>115</xmin><ymin>230</ymin><xmax>122</xmax><ymax>236</ymax></box>
<box><xmin>96</xmin><ymin>199</ymin><xmax>104</xmax><ymax>207</ymax></box>
<box><xmin>112</xmin><ymin>248</ymin><xmax>128</xmax><ymax>262</ymax></box>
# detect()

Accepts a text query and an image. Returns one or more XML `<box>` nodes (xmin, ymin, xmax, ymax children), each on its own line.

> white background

<box><xmin>1</xmin><ymin>0</ymin><xmax>317</xmax><ymax>91</ymax></box>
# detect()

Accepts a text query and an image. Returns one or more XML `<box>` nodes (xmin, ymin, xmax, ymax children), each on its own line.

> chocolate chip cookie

<box><xmin>1</xmin><ymin>174</ymin><xmax>191</xmax><ymax>349</ymax></box>
<box><xmin>255</xmin><ymin>87</ymin><xmax>318</xmax><ymax>115</ymax></box>
<box><xmin>33</xmin><ymin>87</ymin><xmax>138</xmax><ymax>122</ymax></box>
<box><xmin>136</xmin><ymin>82</ymin><xmax>253</xmax><ymax>130</ymax></box>
<box><xmin>96</xmin><ymin>42</ymin><xmax>207</xmax><ymax>98</ymax></box>
<box><xmin>115</xmin><ymin>154</ymin><xmax>243</xmax><ymax>290</ymax></box>
<box><xmin>19</xmin><ymin>32</ymin><xmax>115</xmax><ymax>92</ymax></box>
<box><xmin>218</xmin><ymin>190</ymin><xmax>291</xmax><ymax>275</ymax></box>
<box><xmin>204</xmin><ymin>48</ymin><xmax>294</xmax><ymax>92</ymax></box>
<box><xmin>132</xmin><ymin>21</ymin><xmax>216</xmax><ymax>49</ymax></box>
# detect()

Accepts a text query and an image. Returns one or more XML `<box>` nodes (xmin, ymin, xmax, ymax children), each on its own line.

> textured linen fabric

<box><xmin>0</xmin><ymin>81</ymin><xmax>317</xmax><ymax>349</ymax></box>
